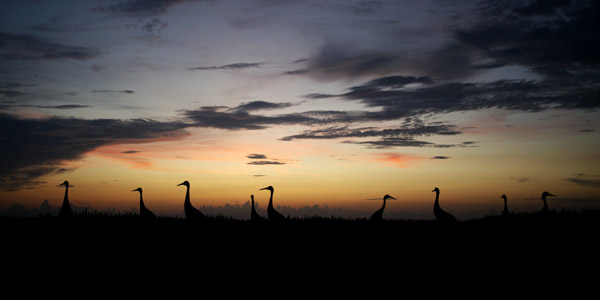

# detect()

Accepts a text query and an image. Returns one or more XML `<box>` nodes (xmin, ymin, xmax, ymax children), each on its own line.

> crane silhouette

<box><xmin>260</xmin><ymin>186</ymin><xmax>286</xmax><ymax>222</ymax></box>
<box><xmin>370</xmin><ymin>194</ymin><xmax>396</xmax><ymax>222</ymax></box>
<box><xmin>432</xmin><ymin>187</ymin><xmax>457</xmax><ymax>222</ymax></box>
<box><xmin>500</xmin><ymin>194</ymin><xmax>510</xmax><ymax>217</ymax></box>
<box><xmin>177</xmin><ymin>181</ymin><xmax>205</xmax><ymax>220</ymax></box>
<box><xmin>132</xmin><ymin>187</ymin><xmax>157</xmax><ymax>220</ymax></box>
<box><xmin>540</xmin><ymin>191</ymin><xmax>556</xmax><ymax>214</ymax></box>
<box><xmin>58</xmin><ymin>181</ymin><xmax>73</xmax><ymax>218</ymax></box>
<box><xmin>250</xmin><ymin>195</ymin><xmax>265</xmax><ymax>222</ymax></box>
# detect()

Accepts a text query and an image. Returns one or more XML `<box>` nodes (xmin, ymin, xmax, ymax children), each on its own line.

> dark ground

<box><xmin>2</xmin><ymin>210</ymin><xmax>598</xmax><ymax>293</ymax></box>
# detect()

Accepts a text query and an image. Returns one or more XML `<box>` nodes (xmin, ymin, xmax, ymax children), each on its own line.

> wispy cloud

<box><xmin>0</xmin><ymin>32</ymin><xmax>99</xmax><ymax>61</ymax></box>
<box><xmin>187</xmin><ymin>62</ymin><xmax>266</xmax><ymax>71</ymax></box>
<box><xmin>14</xmin><ymin>104</ymin><xmax>92</xmax><ymax>110</ymax></box>
<box><xmin>247</xmin><ymin>161</ymin><xmax>286</xmax><ymax>165</ymax></box>
<box><xmin>92</xmin><ymin>90</ymin><xmax>135</xmax><ymax>94</ymax></box>
<box><xmin>229</xmin><ymin>101</ymin><xmax>295</xmax><ymax>113</ymax></box>
<box><xmin>94</xmin><ymin>0</ymin><xmax>207</xmax><ymax>17</ymax></box>
<box><xmin>564</xmin><ymin>173</ymin><xmax>600</xmax><ymax>188</ymax></box>
<box><xmin>247</xmin><ymin>154</ymin><xmax>267</xmax><ymax>159</ymax></box>
<box><xmin>121</xmin><ymin>150</ymin><xmax>141</xmax><ymax>154</ymax></box>
<box><xmin>510</xmin><ymin>176</ymin><xmax>531</xmax><ymax>183</ymax></box>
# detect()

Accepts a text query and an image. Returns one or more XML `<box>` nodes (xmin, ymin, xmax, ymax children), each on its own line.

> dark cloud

<box><xmin>564</xmin><ymin>175</ymin><xmax>600</xmax><ymax>188</ymax></box>
<box><xmin>454</xmin><ymin>0</ymin><xmax>600</xmax><ymax>76</ymax></box>
<box><xmin>229</xmin><ymin>101</ymin><xmax>295</xmax><ymax>112</ymax></box>
<box><xmin>301</xmin><ymin>45</ymin><xmax>400</xmax><ymax>80</ymax></box>
<box><xmin>187</xmin><ymin>62</ymin><xmax>266</xmax><ymax>71</ymax></box>
<box><xmin>181</xmin><ymin>106</ymin><xmax>324</xmax><ymax>130</ymax></box>
<box><xmin>247</xmin><ymin>161</ymin><xmax>286</xmax><ymax>165</ymax></box>
<box><xmin>0</xmin><ymin>32</ymin><xmax>99</xmax><ymax>61</ymax></box>
<box><xmin>121</xmin><ymin>150</ymin><xmax>141</xmax><ymax>154</ymax></box>
<box><xmin>0</xmin><ymin>90</ymin><xmax>25</xmax><ymax>98</ymax></box>
<box><xmin>247</xmin><ymin>154</ymin><xmax>267</xmax><ymax>159</ymax></box>
<box><xmin>332</xmin><ymin>76</ymin><xmax>600</xmax><ymax>116</ymax></box>
<box><xmin>283</xmin><ymin>69</ymin><xmax>309</xmax><ymax>75</ymax></box>
<box><xmin>0</xmin><ymin>113</ymin><xmax>188</xmax><ymax>191</ymax></box>
<box><xmin>302</xmin><ymin>93</ymin><xmax>337</xmax><ymax>99</ymax></box>
<box><xmin>141</xmin><ymin>17</ymin><xmax>169</xmax><ymax>37</ymax></box>
<box><xmin>1</xmin><ymin>83</ymin><xmax>36</xmax><ymax>89</ymax></box>
<box><xmin>94</xmin><ymin>0</ymin><xmax>207</xmax><ymax>17</ymax></box>
<box><xmin>510</xmin><ymin>176</ymin><xmax>531</xmax><ymax>183</ymax></box>
<box><xmin>296</xmin><ymin>39</ymin><xmax>477</xmax><ymax>81</ymax></box>
<box><xmin>281</xmin><ymin>122</ymin><xmax>460</xmax><ymax>141</ymax></box>
<box><xmin>344</xmin><ymin>137</ymin><xmax>456</xmax><ymax>149</ymax></box>
<box><xmin>93</xmin><ymin>89</ymin><xmax>135</xmax><ymax>94</ymax></box>
<box><xmin>9</xmin><ymin>104</ymin><xmax>92</xmax><ymax>110</ymax></box>
<box><xmin>431</xmin><ymin>156</ymin><xmax>450</xmax><ymax>159</ymax></box>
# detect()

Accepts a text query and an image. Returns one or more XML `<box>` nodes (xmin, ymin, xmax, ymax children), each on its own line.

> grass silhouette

<box><xmin>3</xmin><ymin>209</ymin><xmax>597</xmax><ymax>282</ymax></box>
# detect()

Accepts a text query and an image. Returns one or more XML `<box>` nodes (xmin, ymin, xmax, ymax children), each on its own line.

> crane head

<box><xmin>132</xmin><ymin>187</ymin><xmax>142</xmax><ymax>193</ymax></box>
<box><xmin>59</xmin><ymin>181</ymin><xmax>70</xmax><ymax>187</ymax></box>
<box><xmin>260</xmin><ymin>186</ymin><xmax>274</xmax><ymax>192</ymax></box>
<box><xmin>500</xmin><ymin>194</ymin><xmax>507</xmax><ymax>199</ymax></box>
<box><xmin>383</xmin><ymin>194</ymin><xmax>396</xmax><ymax>200</ymax></box>
<box><xmin>432</xmin><ymin>187</ymin><xmax>440</xmax><ymax>193</ymax></box>
<box><xmin>177</xmin><ymin>181</ymin><xmax>190</xmax><ymax>187</ymax></box>
<box><xmin>542</xmin><ymin>191</ymin><xmax>556</xmax><ymax>199</ymax></box>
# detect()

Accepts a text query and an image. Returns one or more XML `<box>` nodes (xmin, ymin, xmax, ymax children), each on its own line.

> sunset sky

<box><xmin>1</xmin><ymin>0</ymin><xmax>599</xmax><ymax>220</ymax></box>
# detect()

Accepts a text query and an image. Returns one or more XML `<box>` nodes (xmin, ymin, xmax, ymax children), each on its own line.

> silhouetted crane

<box><xmin>370</xmin><ymin>194</ymin><xmax>396</xmax><ymax>222</ymax></box>
<box><xmin>59</xmin><ymin>181</ymin><xmax>73</xmax><ymax>218</ymax></box>
<box><xmin>250</xmin><ymin>195</ymin><xmax>265</xmax><ymax>222</ymax></box>
<box><xmin>432</xmin><ymin>187</ymin><xmax>457</xmax><ymax>222</ymax></box>
<box><xmin>132</xmin><ymin>187</ymin><xmax>157</xmax><ymax>219</ymax></box>
<box><xmin>540</xmin><ymin>191</ymin><xmax>556</xmax><ymax>214</ymax></box>
<box><xmin>500</xmin><ymin>194</ymin><xmax>510</xmax><ymax>217</ymax></box>
<box><xmin>177</xmin><ymin>181</ymin><xmax>205</xmax><ymax>220</ymax></box>
<box><xmin>260</xmin><ymin>186</ymin><xmax>286</xmax><ymax>222</ymax></box>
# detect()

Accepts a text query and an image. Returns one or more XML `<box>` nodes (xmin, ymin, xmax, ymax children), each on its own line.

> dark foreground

<box><xmin>2</xmin><ymin>211</ymin><xmax>598</xmax><ymax>293</ymax></box>
<box><xmin>4</xmin><ymin>210</ymin><xmax>599</xmax><ymax>253</ymax></box>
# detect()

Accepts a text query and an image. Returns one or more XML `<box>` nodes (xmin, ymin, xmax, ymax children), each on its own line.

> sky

<box><xmin>1</xmin><ymin>0</ymin><xmax>599</xmax><ymax>220</ymax></box>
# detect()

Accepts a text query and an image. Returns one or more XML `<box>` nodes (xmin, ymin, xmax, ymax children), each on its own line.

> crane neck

<box><xmin>184</xmin><ymin>185</ymin><xmax>191</xmax><ymax>206</ymax></box>
<box><xmin>503</xmin><ymin>198</ymin><xmax>508</xmax><ymax>213</ymax></box>
<box><xmin>268</xmin><ymin>190</ymin><xmax>274</xmax><ymax>209</ymax></box>
<box><xmin>434</xmin><ymin>191</ymin><xmax>440</xmax><ymax>209</ymax></box>
<box><xmin>63</xmin><ymin>185</ymin><xmax>69</xmax><ymax>205</ymax></box>
<box><xmin>381</xmin><ymin>198</ymin><xmax>387</xmax><ymax>210</ymax></box>
<box><xmin>542</xmin><ymin>198</ymin><xmax>548</xmax><ymax>213</ymax></box>
<box><xmin>138</xmin><ymin>191</ymin><xmax>145</xmax><ymax>208</ymax></box>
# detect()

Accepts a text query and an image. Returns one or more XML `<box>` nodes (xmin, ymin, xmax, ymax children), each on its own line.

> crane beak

<box><xmin>260</xmin><ymin>187</ymin><xmax>268</xmax><ymax>190</ymax></box>
<box><xmin>389</xmin><ymin>196</ymin><xmax>397</xmax><ymax>200</ymax></box>
<box><xmin>177</xmin><ymin>182</ymin><xmax>184</xmax><ymax>186</ymax></box>
<box><xmin>548</xmin><ymin>193</ymin><xmax>556</xmax><ymax>197</ymax></box>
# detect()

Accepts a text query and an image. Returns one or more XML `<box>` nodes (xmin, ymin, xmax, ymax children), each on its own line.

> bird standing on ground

<box><xmin>260</xmin><ymin>186</ymin><xmax>286</xmax><ymax>222</ymax></box>
<box><xmin>500</xmin><ymin>194</ymin><xmax>510</xmax><ymax>217</ymax></box>
<box><xmin>59</xmin><ymin>181</ymin><xmax>73</xmax><ymax>218</ymax></box>
<box><xmin>250</xmin><ymin>195</ymin><xmax>265</xmax><ymax>222</ymax></box>
<box><xmin>177</xmin><ymin>181</ymin><xmax>205</xmax><ymax>220</ymax></box>
<box><xmin>540</xmin><ymin>191</ymin><xmax>556</xmax><ymax>214</ymax></box>
<box><xmin>370</xmin><ymin>194</ymin><xmax>396</xmax><ymax>222</ymax></box>
<box><xmin>132</xmin><ymin>187</ymin><xmax>157</xmax><ymax>219</ymax></box>
<box><xmin>432</xmin><ymin>187</ymin><xmax>457</xmax><ymax>222</ymax></box>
